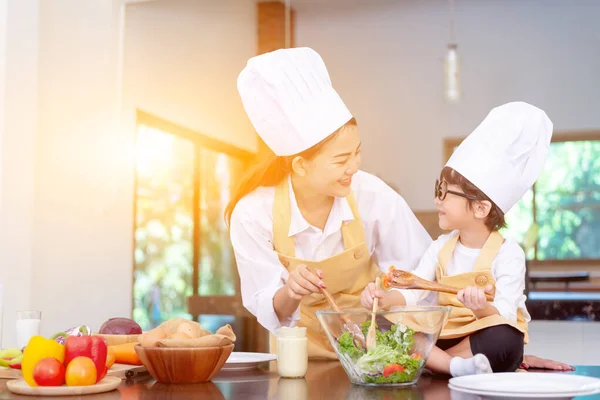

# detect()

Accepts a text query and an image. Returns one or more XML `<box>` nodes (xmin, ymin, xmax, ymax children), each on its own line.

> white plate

<box><xmin>222</xmin><ymin>352</ymin><xmax>277</xmax><ymax>371</ymax></box>
<box><xmin>449</xmin><ymin>384</ymin><xmax>598</xmax><ymax>400</ymax></box>
<box><xmin>449</xmin><ymin>373</ymin><xmax>600</xmax><ymax>398</ymax></box>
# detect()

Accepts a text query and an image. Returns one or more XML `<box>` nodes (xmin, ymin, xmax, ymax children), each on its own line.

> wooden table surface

<box><xmin>1</xmin><ymin>363</ymin><xmax>599</xmax><ymax>400</ymax></box>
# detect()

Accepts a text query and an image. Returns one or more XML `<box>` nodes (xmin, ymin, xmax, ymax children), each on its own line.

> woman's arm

<box><xmin>230</xmin><ymin>204</ymin><xmax>324</xmax><ymax>332</ymax></box>
<box><xmin>229</xmin><ymin>206</ymin><xmax>300</xmax><ymax>332</ymax></box>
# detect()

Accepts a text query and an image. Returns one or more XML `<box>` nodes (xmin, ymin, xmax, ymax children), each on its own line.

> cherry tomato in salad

<box><xmin>383</xmin><ymin>364</ymin><xmax>404</xmax><ymax>377</ymax></box>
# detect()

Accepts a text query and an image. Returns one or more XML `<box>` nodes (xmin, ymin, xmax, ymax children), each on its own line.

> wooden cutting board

<box><xmin>0</xmin><ymin>367</ymin><xmax>20</xmax><ymax>379</ymax></box>
<box><xmin>0</xmin><ymin>363</ymin><xmax>146</xmax><ymax>380</ymax></box>
<box><xmin>106</xmin><ymin>363</ymin><xmax>147</xmax><ymax>379</ymax></box>
<box><xmin>7</xmin><ymin>376</ymin><xmax>121</xmax><ymax>396</ymax></box>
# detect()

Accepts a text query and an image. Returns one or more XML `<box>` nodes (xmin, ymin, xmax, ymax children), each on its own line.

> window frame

<box><xmin>133</xmin><ymin>111</ymin><xmax>269</xmax><ymax>351</ymax></box>
<box><xmin>443</xmin><ymin>130</ymin><xmax>600</xmax><ymax>270</ymax></box>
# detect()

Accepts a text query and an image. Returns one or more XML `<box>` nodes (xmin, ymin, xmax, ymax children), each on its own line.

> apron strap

<box><xmin>473</xmin><ymin>231</ymin><xmax>504</xmax><ymax>272</ymax></box>
<box><xmin>272</xmin><ymin>176</ymin><xmax>365</xmax><ymax>257</ymax></box>
<box><xmin>436</xmin><ymin>234</ymin><xmax>459</xmax><ymax>280</ymax></box>
<box><xmin>341</xmin><ymin>191</ymin><xmax>366</xmax><ymax>249</ymax></box>
<box><xmin>273</xmin><ymin>177</ymin><xmax>295</xmax><ymax>257</ymax></box>
<box><xmin>435</xmin><ymin>231</ymin><xmax>505</xmax><ymax>279</ymax></box>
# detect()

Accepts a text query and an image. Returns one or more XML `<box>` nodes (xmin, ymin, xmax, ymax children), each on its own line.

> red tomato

<box><xmin>383</xmin><ymin>364</ymin><xmax>404</xmax><ymax>377</ymax></box>
<box><xmin>33</xmin><ymin>358</ymin><xmax>65</xmax><ymax>386</ymax></box>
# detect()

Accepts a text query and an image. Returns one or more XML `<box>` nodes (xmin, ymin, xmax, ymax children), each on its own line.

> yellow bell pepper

<box><xmin>21</xmin><ymin>335</ymin><xmax>66</xmax><ymax>387</ymax></box>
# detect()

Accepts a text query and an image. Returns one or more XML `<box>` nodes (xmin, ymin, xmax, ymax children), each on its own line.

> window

<box><xmin>133</xmin><ymin>112</ymin><xmax>253</xmax><ymax>335</ymax></box>
<box><xmin>444</xmin><ymin>132</ymin><xmax>600</xmax><ymax>264</ymax></box>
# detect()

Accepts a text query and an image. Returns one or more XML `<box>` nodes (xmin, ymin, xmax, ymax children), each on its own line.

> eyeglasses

<box><xmin>434</xmin><ymin>179</ymin><xmax>478</xmax><ymax>201</ymax></box>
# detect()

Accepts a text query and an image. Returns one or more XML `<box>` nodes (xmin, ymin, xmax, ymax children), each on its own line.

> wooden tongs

<box><xmin>382</xmin><ymin>266</ymin><xmax>494</xmax><ymax>302</ymax></box>
<box><xmin>320</xmin><ymin>287</ymin><xmax>366</xmax><ymax>349</ymax></box>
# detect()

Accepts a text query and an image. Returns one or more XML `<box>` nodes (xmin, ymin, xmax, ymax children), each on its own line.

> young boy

<box><xmin>362</xmin><ymin>101</ymin><xmax>553</xmax><ymax>377</ymax></box>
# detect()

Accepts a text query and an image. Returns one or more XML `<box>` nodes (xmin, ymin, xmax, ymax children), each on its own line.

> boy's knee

<box><xmin>473</xmin><ymin>325</ymin><xmax>524</xmax><ymax>372</ymax></box>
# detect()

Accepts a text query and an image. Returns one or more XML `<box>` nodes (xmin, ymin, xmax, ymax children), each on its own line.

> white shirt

<box><xmin>398</xmin><ymin>231</ymin><xmax>531</xmax><ymax>323</ymax></box>
<box><xmin>229</xmin><ymin>170</ymin><xmax>432</xmax><ymax>333</ymax></box>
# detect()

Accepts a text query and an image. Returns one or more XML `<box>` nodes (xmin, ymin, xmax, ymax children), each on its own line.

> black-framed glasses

<box><xmin>435</xmin><ymin>179</ymin><xmax>478</xmax><ymax>201</ymax></box>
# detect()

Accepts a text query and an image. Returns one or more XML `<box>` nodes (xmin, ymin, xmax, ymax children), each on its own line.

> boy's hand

<box><xmin>457</xmin><ymin>285</ymin><xmax>493</xmax><ymax>311</ymax></box>
<box><xmin>361</xmin><ymin>283</ymin><xmax>404</xmax><ymax>311</ymax></box>
<box><xmin>361</xmin><ymin>282</ymin><xmax>380</xmax><ymax>309</ymax></box>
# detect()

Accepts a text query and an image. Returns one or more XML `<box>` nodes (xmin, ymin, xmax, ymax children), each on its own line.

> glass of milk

<box><xmin>16</xmin><ymin>310</ymin><xmax>41</xmax><ymax>349</ymax></box>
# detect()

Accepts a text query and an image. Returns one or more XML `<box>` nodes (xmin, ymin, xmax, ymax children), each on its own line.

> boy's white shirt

<box><xmin>397</xmin><ymin>230</ymin><xmax>531</xmax><ymax>323</ymax></box>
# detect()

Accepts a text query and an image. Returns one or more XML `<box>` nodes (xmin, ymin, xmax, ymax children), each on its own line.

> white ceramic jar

<box><xmin>276</xmin><ymin>326</ymin><xmax>308</xmax><ymax>378</ymax></box>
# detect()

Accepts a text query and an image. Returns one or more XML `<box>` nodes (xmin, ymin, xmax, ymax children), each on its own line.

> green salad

<box><xmin>336</xmin><ymin>321</ymin><xmax>424</xmax><ymax>384</ymax></box>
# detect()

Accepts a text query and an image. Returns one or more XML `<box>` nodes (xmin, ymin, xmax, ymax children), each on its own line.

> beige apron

<box><xmin>269</xmin><ymin>178</ymin><xmax>381</xmax><ymax>360</ymax></box>
<box><xmin>436</xmin><ymin>231</ymin><xmax>529</xmax><ymax>344</ymax></box>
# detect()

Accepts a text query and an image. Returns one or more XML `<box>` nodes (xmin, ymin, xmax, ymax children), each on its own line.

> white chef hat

<box><xmin>237</xmin><ymin>47</ymin><xmax>353</xmax><ymax>156</ymax></box>
<box><xmin>446</xmin><ymin>102</ymin><xmax>553</xmax><ymax>214</ymax></box>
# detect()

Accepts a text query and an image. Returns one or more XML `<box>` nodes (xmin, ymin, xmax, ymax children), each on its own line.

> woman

<box><xmin>227</xmin><ymin>47</ymin><xmax>572</xmax><ymax>370</ymax></box>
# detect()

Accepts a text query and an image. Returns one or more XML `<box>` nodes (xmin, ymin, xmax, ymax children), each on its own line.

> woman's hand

<box><xmin>285</xmin><ymin>264</ymin><xmax>326</xmax><ymax>300</ymax></box>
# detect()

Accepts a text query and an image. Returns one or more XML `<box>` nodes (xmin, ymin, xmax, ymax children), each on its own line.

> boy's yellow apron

<box><xmin>269</xmin><ymin>178</ymin><xmax>381</xmax><ymax>360</ymax></box>
<box><xmin>436</xmin><ymin>231</ymin><xmax>529</xmax><ymax>344</ymax></box>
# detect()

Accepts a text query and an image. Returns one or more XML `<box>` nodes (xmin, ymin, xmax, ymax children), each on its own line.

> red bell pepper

<box><xmin>64</xmin><ymin>336</ymin><xmax>108</xmax><ymax>382</ymax></box>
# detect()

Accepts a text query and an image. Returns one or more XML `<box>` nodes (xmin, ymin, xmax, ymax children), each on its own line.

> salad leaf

<box><xmin>364</xmin><ymin>370</ymin><xmax>415</xmax><ymax>384</ymax></box>
<box><xmin>338</xmin><ymin>331</ymin><xmax>364</xmax><ymax>359</ymax></box>
<box><xmin>356</xmin><ymin>345</ymin><xmax>398</xmax><ymax>373</ymax></box>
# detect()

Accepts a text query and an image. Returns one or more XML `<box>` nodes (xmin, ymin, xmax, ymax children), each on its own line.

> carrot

<box><xmin>108</xmin><ymin>342</ymin><xmax>142</xmax><ymax>365</ymax></box>
<box><xmin>106</xmin><ymin>352</ymin><xmax>116</xmax><ymax>369</ymax></box>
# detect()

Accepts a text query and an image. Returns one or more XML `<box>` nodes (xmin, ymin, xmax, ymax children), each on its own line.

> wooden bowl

<box><xmin>93</xmin><ymin>333</ymin><xmax>140</xmax><ymax>346</ymax></box>
<box><xmin>134</xmin><ymin>344</ymin><xmax>234</xmax><ymax>384</ymax></box>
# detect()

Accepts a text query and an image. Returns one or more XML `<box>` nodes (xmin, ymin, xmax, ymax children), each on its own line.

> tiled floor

<box><xmin>526</xmin><ymin>321</ymin><xmax>600</xmax><ymax>365</ymax></box>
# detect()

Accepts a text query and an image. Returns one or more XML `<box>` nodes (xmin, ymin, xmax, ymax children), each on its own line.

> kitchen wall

<box><xmin>0</xmin><ymin>0</ymin><xmax>39</xmax><ymax>348</ymax></box>
<box><xmin>295</xmin><ymin>0</ymin><xmax>600</xmax><ymax>210</ymax></box>
<box><xmin>122</xmin><ymin>0</ymin><xmax>257</xmax><ymax>152</ymax></box>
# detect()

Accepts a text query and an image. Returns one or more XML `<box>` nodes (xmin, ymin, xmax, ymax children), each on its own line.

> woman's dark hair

<box><xmin>225</xmin><ymin>118</ymin><xmax>357</xmax><ymax>225</ymax></box>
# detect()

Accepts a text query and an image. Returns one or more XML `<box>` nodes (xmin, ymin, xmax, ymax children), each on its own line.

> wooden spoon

<box><xmin>320</xmin><ymin>287</ymin><xmax>366</xmax><ymax>349</ymax></box>
<box><xmin>366</xmin><ymin>277</ymin><xmax>381</xmax><ymax>351</ymax></box>
<box><xmin>383</xmin><ymin>267</ymin><xmax>494</xmax><ymax>302</ymax></box>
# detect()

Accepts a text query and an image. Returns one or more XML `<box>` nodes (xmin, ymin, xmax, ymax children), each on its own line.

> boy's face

<box><xmin>434</xmin><ymin>180</ymin><xmax>478</xmax><ymax>230</ymax></box>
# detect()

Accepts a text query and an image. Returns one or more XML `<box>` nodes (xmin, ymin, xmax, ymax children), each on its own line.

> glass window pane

<box><xmin>535</xmin><ymin>141</ymin><xmax>600</xmax><ymax>260</ymax></box>
<box><xmin>198</xmin><ymin>149</ymin><xmax>246</xmax><ymax>296</ymax></box>
<box><xmin>133</xmin><ymin>125</ymin><xmax>195</xmax><ymax>330</ymax></box>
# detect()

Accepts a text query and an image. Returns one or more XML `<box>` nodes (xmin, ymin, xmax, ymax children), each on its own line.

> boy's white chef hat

<box><xmin>446</xmin><ymin>102</ymin><xmax>553</xmax><ymax>213</ymax></box>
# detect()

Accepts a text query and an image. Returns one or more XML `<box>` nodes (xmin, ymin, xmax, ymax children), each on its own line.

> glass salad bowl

<box><xmin>316</xmin><ymin>306</ymin><xmax>450</xmax><ymax>386</ymax></box>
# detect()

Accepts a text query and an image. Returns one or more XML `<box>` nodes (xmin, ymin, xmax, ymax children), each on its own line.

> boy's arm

<box><xmin>473</xmin><ymin>303</ymin><xmax>500</xmax><ymax>319</ymax></box>
<box><xmin>489</xmin><ymin>245</ymin><xmax>527</xmax><ymax>322</ymax></box>
<box><xmin>380</xmin><ymin>290</ymin><xmax>407</xmax><ymax>309</ymax></box>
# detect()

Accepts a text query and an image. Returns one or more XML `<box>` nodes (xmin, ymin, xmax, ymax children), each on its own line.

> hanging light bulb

<box><xmin>444</xmin><ymin>43</ymin><xmax>460</xmax><ymax>102</ymax></box>
<box><xmin>444</xmin><ymin>0</ymin><xmax>460</xmax><ymax>103</ymax></box>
